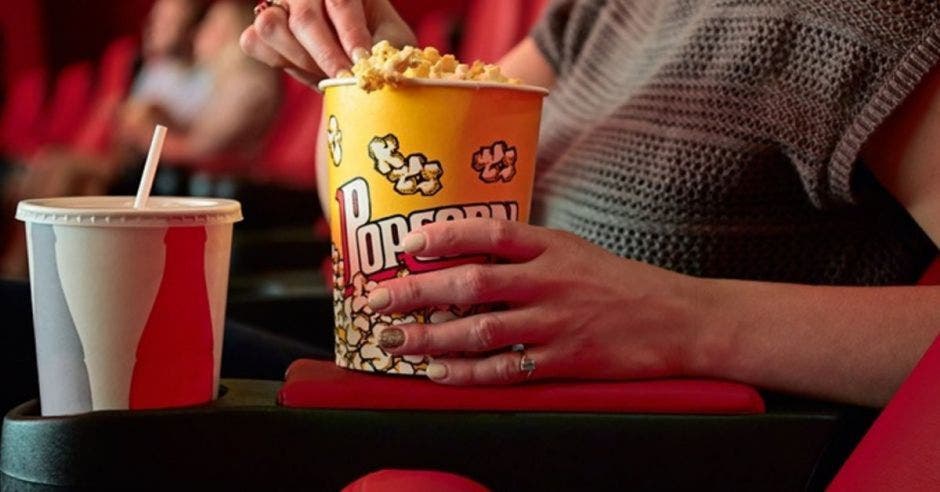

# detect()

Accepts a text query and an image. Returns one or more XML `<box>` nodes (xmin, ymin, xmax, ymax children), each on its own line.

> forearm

<box><xmin>498</xmin><ymin>38</ymin><xmax>556</xmax><ymax>89</ymax></box>
<box><xmin>690</xmin><ymin>278</ymin><xmax>940</xmax><ymax>407</ymax></box>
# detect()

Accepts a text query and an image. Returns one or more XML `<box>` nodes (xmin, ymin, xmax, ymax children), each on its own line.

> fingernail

<box><xmin>336</xmin><ymin>68</ymin><xmax>352</xmax><ymax>78</ymax></box>
<box><xmin>368</xmin><ymin>288</ymin><xmax>390</xmax><ymax>310</ymax></box>
<box><xmin>378</xmin><ymin>327</ymin><xmax>405</xmax><ymax>349</ymax></box>
<box><xmin>351</xmin><ymin>47</ymin><xmax>370</xmax><ymax>63</ymax></box>
<box><xmin>402</xmin><ymin>233</ymin><xmax>426</xmax><ymax>253</ymax></box>
<box><xmin>426</xmin><ymin>363</ymin><xmax>447</xmax><ymax>380</ymax></box>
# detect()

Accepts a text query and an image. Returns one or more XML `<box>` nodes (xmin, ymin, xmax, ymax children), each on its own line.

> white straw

<box><xmin>133</xmin><ymin>125</ymin><xmax>168</xmax><ymax>209</ymax></box>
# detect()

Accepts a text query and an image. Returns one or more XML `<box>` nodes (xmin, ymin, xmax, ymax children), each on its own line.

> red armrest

<box><xmin>279</xmin><ymin>359</ymin><xmax>765</xmax><ymax>414</ymax></box>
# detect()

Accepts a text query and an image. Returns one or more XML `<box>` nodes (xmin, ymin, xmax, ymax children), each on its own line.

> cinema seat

<box><xmin>828</xmin><ymin>257</ymin><xmax>940</xmax><ymax>491</ymax></box>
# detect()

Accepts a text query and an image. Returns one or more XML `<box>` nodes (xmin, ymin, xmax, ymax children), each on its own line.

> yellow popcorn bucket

<box><xmin>319</xmin><ymin>77</ymin><xmax>548</xmax><ymax>375</ymax></box>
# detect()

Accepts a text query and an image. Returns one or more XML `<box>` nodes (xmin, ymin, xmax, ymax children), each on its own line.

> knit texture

<box><xmin>530</xmin><ymin>0</ymin><xmax>939</xmax><ymax>285</ymax></box>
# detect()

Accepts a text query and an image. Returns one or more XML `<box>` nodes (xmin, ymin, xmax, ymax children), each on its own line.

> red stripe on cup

<box><xmin>129</xmin><ymin>226</ymin><xmax>215</xmax><ymax>409</ymax></box>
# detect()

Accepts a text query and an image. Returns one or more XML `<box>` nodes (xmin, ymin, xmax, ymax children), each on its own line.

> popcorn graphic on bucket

<box><xmin>320</xmin><ymin>44</ymin><xmax>548</xmax><ymax>375</ymax></box>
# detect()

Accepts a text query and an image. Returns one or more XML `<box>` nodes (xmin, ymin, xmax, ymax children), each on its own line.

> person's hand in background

<box><xmin>240</xmin><ymin>0</ymin><xmax>416</xmax><ymax>86</ymax></box>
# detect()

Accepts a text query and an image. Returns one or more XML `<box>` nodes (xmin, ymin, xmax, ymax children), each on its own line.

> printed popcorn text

<box><xmin>336</xmin><ymin>177</ymin><xmax>518</xmax><ymax>285</ymax></box>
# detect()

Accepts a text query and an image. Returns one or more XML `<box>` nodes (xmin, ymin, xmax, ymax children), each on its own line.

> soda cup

<box><xmin>320</xmin><ymin>77</ymin><xmax>548</xmax><ymax>375</ymax></box>
<box><xmin>16</xmin><ymin>196</ymin><xmax>242</xmax><ymax>416</ymax></box>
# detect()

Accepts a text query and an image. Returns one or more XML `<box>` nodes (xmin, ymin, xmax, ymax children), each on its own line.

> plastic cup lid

<box><xmin>15</xmin><ymin>196</ymin><xmax>243</xmax><ymax>227</ymax></box>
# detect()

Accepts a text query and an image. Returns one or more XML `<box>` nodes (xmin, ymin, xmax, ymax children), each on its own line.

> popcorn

<box><xmin>331</xmin><ymin>244</ymin><xmax>491</xmax><ymax>374</ymax></box>
<box><xmin>332</xmin><ymin>245</ymin><xmax>431</xmax><ymax>373</ymax></box>
<box><xmin>472</xmin><ymin>141</ymin><xmax>518</xmax><ymax>183</ymax></box>
<box><xmin>368</xmin><ymin>134</ymin><xmax>443</xmax><ymax>196</ymax></box>
<box><xmin>351</xmin><ymin>41</ymin><xmax>521</xmax><ymax>92</ymax></box>
<box><xmin>326</xmin><ymin>115</ymin><xmax>342</xmax><ymax>166</ymax></box>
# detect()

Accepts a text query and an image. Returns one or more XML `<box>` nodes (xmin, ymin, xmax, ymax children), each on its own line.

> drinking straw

<box><xmin>133</xmin><ymin>124</ymin><xmax>168</xmax><ymax>209</ymax></box>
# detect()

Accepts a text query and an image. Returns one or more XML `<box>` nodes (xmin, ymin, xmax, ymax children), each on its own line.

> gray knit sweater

<box><xmin>530</xmin><ymin>0</ymin><xmax>939</xmax><ymax>285</ymax></box>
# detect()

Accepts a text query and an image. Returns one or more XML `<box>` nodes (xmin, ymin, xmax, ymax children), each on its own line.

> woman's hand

<box><xmin>240</xmin><ymin>0</ymin><xmax>416</xmax><ymax>86</ymax></box>
<box><xmin>367</xmin><ymin>218</ymin><xmax>708</xmax><ymax>385</ymax></box>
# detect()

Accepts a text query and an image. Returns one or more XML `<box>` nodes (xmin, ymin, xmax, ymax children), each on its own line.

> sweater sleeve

<box><xmin>827</xmin><ymin>24</ymin><xmax>940</xmax><ymax>205</ymax></box>
<box><xmin>529</xmin><ymin>0</ymin><xmax>606</xmax><ymax>76</ymax></box>
<box><xmin>818</xmin><ymin>3</ymin><xmax>940</xmax><ymax>205</ymax></box>
<box><xmin>529</xmin><ymin>0</ymin><xmax>575</xmax><ymax>75</ymax></box>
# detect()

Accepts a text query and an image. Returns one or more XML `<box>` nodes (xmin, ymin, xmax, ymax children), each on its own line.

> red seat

<box><xmin>524</xmin><ymin>0</ymin><xmax>550</xmax><ymax>31</ymax></box>
<box><xmin>459</xmin><ymin>0</ymin><xmax>528</xmax><ymax>63</ymax></box>
<box><xmin>72</xmin><ymin>36</ymin><xmax>139</xmax><ymax>155</ymax></box>
<box><xmin>828</xmin><ymin>333</ymin><xmax>940</xmax><ymax>491</ymax></box>
<box><xmin>918</xmin><ymin>256</ymin><xmax>940</xmax><ymax>285</ymax></box>
<box><xmin>343</xmin><ymin>469</ymin><xmax>489</xmax><ymax>492</ymax></box>
<box><xmin>415</xmin><ymin>9</ymin><xmax>455</xmax><ymax>52</ymax></box>
<box><xmin>0</xmin><ymin>0</ymin><xmax>46</xmax><ymax>90</ymax></box>
<box><xmin>252</xmin><ymin>76</ymin><xmax>321</xmax><ymax>187</ymax></box>
<box><xmin>0</xmin><ymin>67</ymin><xmax>47</xmax><ymax>158</ymax></box>
<box><xmin>40</xmin><ymin>62</ymin><xmax>95</xmax><ymax>148</ymax></box>
<box><xmin>828</xmin><ymin>258</ymin><xmax>940</xmax><ymax>491</ymax></box>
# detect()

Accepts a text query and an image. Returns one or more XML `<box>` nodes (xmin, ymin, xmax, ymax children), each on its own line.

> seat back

<box><xmin>524</xmin><ymin>0</ymin><xmax>550</xmax><ymax>32</ymax></box>
<box><xmin>253</xmin><ymin>76</ymin><xmax>321</xmax><ymax>187</ymax></box>
<box><xmin>0</xmin><ymin>67</ymin><xmax>47</xmax><ymax>157</ymax></box>
<box><xmin>828</xmin><ymin>257</ymin><xmax>940</xmax><ymax>491</ymax></box>
<box><xmin>415</xmin><ymin>9</ymin><xmax>455</xmax><ymax>52</ymax></box>
<box><xmin>918</xmin><ymin>256</ymin><xmax>940</xmax><ymax>286</ymax></box>
<box><xmin>828</xmin><ymin>334</ymin><xmax>940</xmax><ymax>491</ymax></box>
<box><xmin>71</xmin><ymin>37</ymin><xmax>139</xmax><ymax>154</ymax></box>
<box><xmin>41</xmin><ymin>62</ymin><xmax>95</xmax><ymax>146</ymax></box>
<box><xmin>458</xmin><ymin>0</ymin><xmax>527</xmax><ymax>63</ymax></box>
<box><xmin>94</xmin><ymin>36</ymin><xmax>138</xmax><ymax>99</ymax></box>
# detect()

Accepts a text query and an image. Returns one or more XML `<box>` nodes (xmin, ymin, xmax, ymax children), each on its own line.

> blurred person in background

<box><xmin>120</xmin><ymin>0</ymin><xmax>280</xmax><ymax>171</ymax></box>
<box><xmin>1</xmin><ymin>0</ymin><xmax>280</xmax><ymax>278</ymax></box>
<box><xmin>118</xmin><ymin>0</ymin><xmax>214</xmax><ymax>150</ymax></box>
<box><xmin>5</xmin><ymin>0</ymin><xmax>210</xmax><ymax>202</ymax></box>
<box><xmin>0</xmin><ymin>0</ymin><xmax>209</xmax><ymax>278</ymax></box>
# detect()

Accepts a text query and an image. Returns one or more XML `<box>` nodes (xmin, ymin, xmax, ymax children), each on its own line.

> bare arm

<box><xmin>499</xmin><ymin>37</ymin><xmax>556</xmax><ymax>90</ymax></box>
<box><xmin>371</xmin><ymin>61</ymin><xmax>940</xmax><ymax>407</ymax></box>
<box><xmin>691</xmin><ymin>64</ymin><xmax>940</xmax><ymax>407</ymax></box>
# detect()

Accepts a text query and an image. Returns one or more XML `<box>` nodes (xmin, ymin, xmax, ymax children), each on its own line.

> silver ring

<box><xmin>519</xmin><ymin>351</ymin><xmax>536</xmax><ymax>379</ymax></box>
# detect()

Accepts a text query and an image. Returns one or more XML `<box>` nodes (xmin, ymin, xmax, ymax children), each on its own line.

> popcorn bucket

<box><xmin>320</xmin><ymin>77</ymin><xmax>548</xmax><ymax>375</ymax></box>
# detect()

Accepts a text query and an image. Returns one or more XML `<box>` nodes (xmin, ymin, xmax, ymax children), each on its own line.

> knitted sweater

<box><xmin>530</xmin><ymin>0</ymin><xmax>939</xmax><ymax>285</ymax></box>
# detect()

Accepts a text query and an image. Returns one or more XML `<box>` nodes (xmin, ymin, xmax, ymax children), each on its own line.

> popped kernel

<box><xmin>351</xmin><ymin>40</ymin><xmax>520</xmax><ymax>92</ymax></box>
<box><xmin>368</xmin><ymin>134</ymin><xmax>443</xmax><ymax>196</ymax></box>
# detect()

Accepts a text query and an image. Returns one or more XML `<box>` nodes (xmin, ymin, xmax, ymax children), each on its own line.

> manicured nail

<box><xmin>426</xmin><ymin>363</ymin><xmax>447</xmax><ymax>380</ymax></box>
<box><xmin>378</xmin><ymin>327</ymin><xmax>405</xmax><ymax>349</ymax></box>
<box><xmin>402</xmin><ymin>233</ymin><xmax>426</xmax><ymax>254</ymax></box>
<box><xmin>351</xmin><ymin>47</ymin><xmax>370</xmax><ymax>63</ymax></box>
<box><xmin>368</xmin><ymin>288</ymin><xmax>390</xmax><ymax>310</ymax></box>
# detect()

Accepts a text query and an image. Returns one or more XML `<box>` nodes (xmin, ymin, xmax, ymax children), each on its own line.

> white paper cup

<box><xmin>16</xmin><ymin>196</ymin><xmax>242</xmax><ymax>416</ymax></box>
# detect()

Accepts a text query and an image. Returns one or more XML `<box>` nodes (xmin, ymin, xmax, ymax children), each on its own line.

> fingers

<box><xmin>368</xmin><ymin>263</ymin><xmax>533</xmax><ymax>313</ymax></box>
<box><xmin>242</xmin><ymin>27</ymin><xmax>324</xmax><ymax>88</ymax></box>
<box><xmin>287</xmin><ymin>0</ymin><xmax>354</xmax><ymax>77</ymax></box>
<box><xmin>253</xmin><ymin>7</ymin><xmax>325</xmax><ymax>78</ymax></box>
<box><xmin>241</xmin><ymin>0</ymin><xmax>418</xmax><ymax>81</ymax></box>
<box><xmin>403</xmin><ymin>218</ymin><xmax>549</xmax><ymax>262</ymax></box>
<box><xmin>379</xmin><ymin>308</ymin><xmax>550</xmax><ymax>355</ymax></box>
<box><xmin>426</xmin><ymin>347</ymin><xmax>553</xmax><ymax>385</ymax></box>
<box><xmin>240</xmin><ymin>27</ymin><xmax>291</xmax><ymax>67</ymax></box>
<box><xmin>324</xmin><ymin>0</ymin><xmax>373</xmax><ymax>56</ymax></box>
